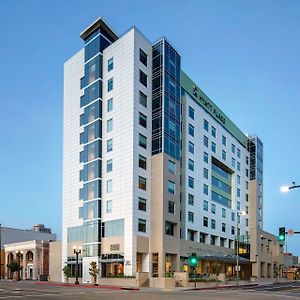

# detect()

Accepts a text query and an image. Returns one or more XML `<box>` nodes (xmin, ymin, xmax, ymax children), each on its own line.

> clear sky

<box><xmin>1</xmin><ymin>0</ymin><xmax>299</xmax><ymax>255</ymax></box>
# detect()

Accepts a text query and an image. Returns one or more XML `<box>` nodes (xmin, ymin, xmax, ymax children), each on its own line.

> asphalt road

<box><xmin>0</xmin><ymin>280</ymin><xmax>300</xmax><ymax>300</ymax></box>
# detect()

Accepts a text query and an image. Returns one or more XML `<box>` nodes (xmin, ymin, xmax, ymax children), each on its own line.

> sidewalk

<box><xmin>35</xmin><ymin>281</ymin><xmax>139</xmax><ymax>291</ymax></box>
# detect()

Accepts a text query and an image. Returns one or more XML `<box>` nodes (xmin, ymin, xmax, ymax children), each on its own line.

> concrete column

<box><xmin>22</xmin><ymin>251</ymin><xmax>27</xmax><ymax>280</ymax></box>
<box><xmin>32</xmin><ymin>249</ymin><xmax>38</xmax><ymax>280</ymax></box>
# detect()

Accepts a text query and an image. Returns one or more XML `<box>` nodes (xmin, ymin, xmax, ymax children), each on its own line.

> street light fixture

<box><xmin>280</xmin><ymin>182</ymin><xmax>300</xmax><ymax>193</ymax></box>
<box><xmin>73</xmin><ymin>246</ymin><xmax>82</xmax><ymax>285</ymax></box>
<box><xmin>236</xmin><ymin>210</ymin><xmax>246</xmax><ymax>286</ymax></box>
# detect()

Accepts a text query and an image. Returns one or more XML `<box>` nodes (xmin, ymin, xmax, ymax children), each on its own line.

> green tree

<box><xmin>62</xmin><ymin>265</ymin><xmax>71</xmax><ymax>284</ymax></box>
<box><xmin>89</xmin><ymin>261</ymin><xmax>99</xmax><ymax>285</ymax></box>
<box><xmin>7</xmin><ymin>261</ymin><xmax>22</xmax><ymax>281</ymax></box>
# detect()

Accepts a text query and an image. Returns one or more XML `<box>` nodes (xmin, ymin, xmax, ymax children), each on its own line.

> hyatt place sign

<box><xmin>192</xmin><ymin>85</ymin><xmax>226</xmax><ymax>125</ymax></box>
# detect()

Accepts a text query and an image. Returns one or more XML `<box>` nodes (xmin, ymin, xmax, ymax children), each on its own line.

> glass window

<box><xmin>246</xmin><ymin>168</ymin><xmax>249</xmax><ymax>177</ymax></box>
<box><xmin>139</xmin><ymin>133</ymin><xmax>147</xmax><ymax>149</ymax></box>
<box><xmin>107</xmin><ymin>180</ymin><xmax>112</xmax><ymax>193</ymax></box>
<box><xmin>203</xmin><ymin>152</ymin><xmax>209</xmax><ymax>163</ymax></box>
<box><xmin>188</xmin><ymin>176</ymin><xmax>194</xmax><ymax>188</ymax></box>
<box><xmin>168</xmin><ymin>201</ymin><xmax>175</xmax><ymax>214</ymax></box>
<box><xmin>107</xmin><ymin>98</ymin><xmax>113</xmax><ymax>112</ymax></box>
<box><xmin>139</xmin><ymin>70</ymin><xmax>147</xmax><ymax>87</ymax></box>
<box><xmin>188</xmin><ymin>124</ymin><xmax>194</xmax><ymax>137</ymax></box>
<box><xmin>188</xmin><ymin>141</ymin><xmax>194</xmax><ymax>154</ymax></box>
<box><xmin>188</xmin><ymin>159</ymin><xmax>194</xmax><ymax>171</ymax></box>
<box><xmin>212</xmin><ymin>126</ymin><xmax>216</xmax><ymax>138</ymax></box>
<box><xmin>211</xmin><ymin>219</ymin><xmax>216</xmax><ymax>229</ymax></box>
<box><xmin>246</xmin><ymin>181</ymin><xmax>249</xmax><ymax>189</ymax></box>
<box><xmin>139</xmin><ymin>112</ymin><xmax>147</xmax><ymax>128</ymax></box>
<box><xmin>231</xmin><ymin>157</ymin><xmax>235</xmax><ymax>168</ymax></box>
<box><xmin>237</xmin><ymin>201</ymin><xmax>241</xmax><ymax>210</ymax></box>
<box><xmin>102</xmin><ymin>219</ymin><xmax>124</xmax><ymax>238</ymax></box>
<box><xmin>107</xmin><ymin>78</ymin><xmax>113</xmax><ymax>92</ymax></box>
<box><xmin>168</xmin><ymin>180</ymin><xmax>175</xmax><ymax>194</ymax></box>
<box><xmin>211</xmin><ymin>203</ymin><xmax>216</xmax><ymax>214</ymax></box>
<box><xmin>188</xmin><ymin>211</ymin><xmax>194</xmax><ymax>223</ymax></box>
<box><xmin>237</xmin><ymin>175</ymin><xmax>241</xmax><ymax>184</ymax></box>
<box><xmin>203</xmin><ymin>184</ymin><xmax>209</xmax><ymax>195</ymax></box>
<box><xmin>107</xmin><ymin>57</ymin><xmax>113</xmax><ymax>72</ymax></box>
<box><xmin>139</xmin><ymin>155</ymin><xmax>147</xmax><ymax>170</ymax></box>
<box><xmin>246</xmin><ymin>156</ymin><xmax>249</xmax><ymax>165</ymax></box>
<box><xmin>212</xmin><ymin>190</ymin><xmax>231</xmax><ymax>208</ymax></box>
<box><xmin>231</xmin><ymin>144</ymin><xmax>235</xmax><ymax>154</ymax></box>
<box><xmin>79</xmin><ymin>180</ymin><xmax>101</xmax><ymax>201</ymax></box>
<box><xmin>106</xmin><ymin>200</ymin><xmax>112</xmax><ymax>213</ymax></box>
<box><xmin>80</xmin><ymin>80</ymin><xmax>102</xmax><ymax>107</ymax></box>
<box><xmin>237</xmin><ymin>148</ymin><xmax>241</xmax><ymax>158</ymax></box>
<box><xmin>203</xmin><ymin>168</ymin><xmax>208</xmax><ymax>179</ymax></box>
<box><xmin>138</xmin><ymin>197</ymin><xmax>146</xmax><ymax>211</ymax></box>
<box><xmin>188</xmin><ymin>194</ymin><xmax>194</xmax><ymax>205</ymax></box>
<box><xmin>222</xmin><ymin>223</ymin><xmax>226</xmax><ymax>232</ymax></box>
<box><xmin>222</xmin><ymin>150</ymin><xmax>226</xmax><ymax>161</ymax></box>
<box><xmin>203</xmin><ymin>217</ymin><xmax>208</xmax><ymax>227</ymax></box>
<box><xmin>79</xmin><ymin>160</ymin><xmax>101</xmax><ymax>182</ymax></box>
<box><xmin>237</xmin><ymin>162</ymin><xmax>241</xmax><ymax>171</ymax></box>
<box><xmin>138</xmin><ymin>219</ymin><xmax>146</xmax><ymax>232</ymax></box>
<box><xmin>107</xmin><ymin>139</ymin><xmax>113</xmax><ymax>152</ymax></box>
<box><xmin>139</xmin><ymin>48</ymin><xmax>147</xmax><ymax>66</ymax></box>
<box><xmin>203</xmin><ymin>200</ymin><xmax>208</xmax><ymax>211</ymax></box>
<box><xmin>211</xmin><ymin>142</ymin><xmax>216</xmax><ymax>153</ymax></box>
<box><xmin>231</xmin><ymin>212</ymin><xmax>235</xmax><ymax>221</ymax></box>
<box><xmin>222</xmin><ymin>135</ymin><xmax>226</xmax><ymax>146</ymax></box>
<box><xmin>231</xmin><ymin>226</ymin><xmax>235</xmax><ymax>235</ymax></box>
<box><xmin>107</xmin><ymin>118</ymin><xmax>113</xmax><ymax>132</ymax></box>
<box><xmin>139</xmin><ymin>176</ymin><xmax>147</xmax><ymax>190</ymax></box>
<box><xmin>204</xmin><ymin>119</ymin><xmax>209</xmax><ymax>131</ymax></box>
<box><xmin>246</xmin><ymin>218</ymin><xmax>249</xmax><ymax>227</ymax></box>
<box><xmin>168</xmin><ymin>160</ymin><xmax>175</xmax><ymax>174</ymax></box>
<box><xmin>84</xmin><ymin>36</ymin><xmax>100</xmax><ymax>62</ymax></box>
<box><xmin>189</xmin><ymin>106</ymin><xmax>194</xmax><ymax>119</ymax></box>
<box><xmin>165</xmin><ymin>221</ymin><xmax>175</xmax><ymax>236</ymax></box>
<box><xmin>204</xmin><ymin>135</ymin><xmax>208</xmax><ymax>147</ymax></box>
<box><xmin>139</xmin><ymin>91</ymin><xmax>147</xmax><ymax>108</ymax></box>
<box><xmin>222</xmin><ymin>208</ymin><xmax>226</xmax><ymax>218</ymax></box>
<box><xmin>106</xmin><ymin>159</ymin><xmax>113</xmax><ymax>172</ymax></box>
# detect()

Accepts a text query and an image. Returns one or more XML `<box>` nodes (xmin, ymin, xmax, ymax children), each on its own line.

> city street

<box><xmin>0</xmin><ymin>281</ymin><xmax>300</xmax><ymax>300</ymax></box>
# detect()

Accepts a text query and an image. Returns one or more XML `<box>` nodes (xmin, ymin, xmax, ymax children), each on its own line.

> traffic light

<box><xmin>188</xmin><ymin>253</ymin><xmax>199</xmax><ymax>268</ymax></box>
<box><xmin>278</xmin><ymin>227</ymin><xmax>286</xmax><ymax>242</ymax></box>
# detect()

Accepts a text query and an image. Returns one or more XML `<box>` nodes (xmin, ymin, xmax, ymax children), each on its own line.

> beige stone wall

<box><xmin>49</xmin><ymin>241</ymin><xmax>62</xmax><ymax>282</ymax></box>
<box><xmin>150</xmin><ymin>153</ymin><xmax>181</xmax><ymax>277</ymax></box>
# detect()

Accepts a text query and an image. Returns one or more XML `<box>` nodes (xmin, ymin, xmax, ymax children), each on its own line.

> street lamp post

<box><xmin>73</xmin><ymin>246</ymin><xmax>82</xmax><ymax>285</ymax></box>
<box><xmin>236</xmin><ymin>211</ymin><xmax>246</xmax><ymax>286</ymax></box>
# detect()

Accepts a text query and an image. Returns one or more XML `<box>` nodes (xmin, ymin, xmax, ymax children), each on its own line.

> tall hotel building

<box><xmin>63</xmin><ymin>17</ymin><xmax>276</xmax><ymax>282</ymax></box>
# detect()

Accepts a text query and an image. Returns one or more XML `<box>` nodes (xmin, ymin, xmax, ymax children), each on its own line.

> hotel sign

<box><xmin>181</xmin><ymin>70</ymin><xmax>247</xmax><ymax>147</ymax></box>
<box><xmin>192</xmin><ymin>85</ymin><xmax>226</xmax><ymax>125</ymax></box>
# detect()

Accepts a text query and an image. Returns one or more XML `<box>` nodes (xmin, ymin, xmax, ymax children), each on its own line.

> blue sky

<box><xmin>0</xmin><ymin>0</ymin><xmax>299</xmax><ymax>255</ymax></box>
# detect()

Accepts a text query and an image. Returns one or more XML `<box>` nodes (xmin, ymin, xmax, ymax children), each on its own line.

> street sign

<box><xmin>235</xmin><ymin>266</ymin><xmax>241</xmax><ymax>271</ymax></box>
<box><xmin>288</xmin><ymin>229</ymin><xmax>294</xmax><ymax>236</ymax></box>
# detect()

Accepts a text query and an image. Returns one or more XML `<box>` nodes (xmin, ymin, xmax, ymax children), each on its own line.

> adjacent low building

<box><xmin>0</xmin><ymin>224</ymin><xmax>56</xmax><ymax>279</ymax></box>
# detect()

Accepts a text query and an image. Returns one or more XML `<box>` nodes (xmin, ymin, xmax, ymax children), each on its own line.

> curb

<box><xmin>34</xmin><ymin>282</ymin><xmax>139</xmax><ymax>291</ymax></box>
<box><xmin>189</xmin><ymin>283</ymin><xmax>259</xmax><ymax>291</ymax></box>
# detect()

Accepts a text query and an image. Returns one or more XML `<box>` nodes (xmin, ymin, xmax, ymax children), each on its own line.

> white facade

<box><xmin>101</xmin><ymin>27</ymin><xmax>152</xmax><ymax>275</ymax></box>
<box><xmin>182</xmin><ymin>92</ymin><xmax>249</xmax><ymax>247</ymax></box>
<box><xmin>62</xmin><ymin>17</ymin><xmax>263</xmax><ymax>280</ymax></box>
<box><xmin>62</xmin><ymin>49</ymin><xmax>84</xmax><ymax>277</ymax></box>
